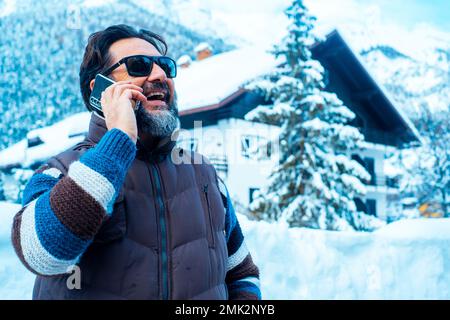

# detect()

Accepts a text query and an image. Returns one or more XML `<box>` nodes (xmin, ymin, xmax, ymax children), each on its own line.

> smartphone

<box><xmin>89</xmin><ymin>74</ymin><xmax>115</xmax><ymax>118</ymax></box>
<box><xmin>89</xmin><ymin>74</ymin><xmax>142</xmax><ymax>118</ymax></box>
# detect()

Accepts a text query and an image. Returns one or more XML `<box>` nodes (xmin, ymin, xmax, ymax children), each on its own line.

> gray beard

<box><xmin>135</xmin><ymin>93</ymin><xmax>179</xmax><ymax>138</ymax></box>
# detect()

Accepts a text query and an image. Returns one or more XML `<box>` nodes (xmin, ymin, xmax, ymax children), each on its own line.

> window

<box><xmin>265</xmin><ymin>141</ymin><xmax>272</xmax><ymax>159</ymax></box>
<box><xmin>241</xmin><ymin>136</ymin><xmax>254</xmax><ymax>159</ymax></box>
<box><xmin>354</xmin><ymin>198</ymin><xmax>377</xmax><ymax>216</ymax></box>
<box><xmin>354</xmin><ymin>198</ymin><xmax>367</xmax><ymax>213</ymax></box>
<box><xmin>366</xmin><ymin>199</ymin><xmax>377</xmax><ymax>216</ymax></box>
<box><xmin>241</xmin><ymin>135</ymin><xmax>271</xmax><ymax>160</ymax></box>
<box><xmin>364</xmin><ymin>157</ymin><xmax>375</xmax><ymax>185</ymax></box>
<box><xmin>249</xmin><ymin>188</ymin><xmax>260</xmax><ymax>204</ymax></box>
<box><xmin>352</xmin><ymin>154</ymin><xmax>375</xmax><ymax>185</ymax></box>
<box><xmin>27</xmin><ymin>135</ymin><xmax>44</xmax><ymax>148</ymax></box>
<box><xmin>350</xmin><ymin>113</ymin><xmax>365</xmax><ymax>130</ymax></box>
<box><xmin>351</xmin><ymin>154</ymin><xmax>365</xmax><ymax>167</ymax></box>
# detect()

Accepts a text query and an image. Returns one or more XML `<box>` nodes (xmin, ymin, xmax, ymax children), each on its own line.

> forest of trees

<box><xmin>0</xmin><ymin>0</ymin><xmax>232</xmax><ymax>151</ymax></box>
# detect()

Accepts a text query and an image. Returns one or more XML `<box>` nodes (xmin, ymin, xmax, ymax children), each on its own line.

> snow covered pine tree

<box><xmin>245</xmin><ymin>0</ymin><xmax>385</xmax><ymax>231</ymax></box>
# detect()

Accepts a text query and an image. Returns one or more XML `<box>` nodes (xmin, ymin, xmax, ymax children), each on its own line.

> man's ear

<box><xmin>89</xmin><ymin>79</ymin><xmax>95</xmax><ymax>91</ymax></box>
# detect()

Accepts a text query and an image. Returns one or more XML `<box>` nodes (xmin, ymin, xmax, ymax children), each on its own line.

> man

<box><xmin>11</xmin><ymin>24</ymin><xmax>261</xmax><ymax>300</ymax></box>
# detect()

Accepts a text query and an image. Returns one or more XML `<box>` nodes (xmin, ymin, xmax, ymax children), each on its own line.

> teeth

<box><xmin>147</xmin><ymin>92</ymin><xmax>165</xmax><ymax>100</ymax></box>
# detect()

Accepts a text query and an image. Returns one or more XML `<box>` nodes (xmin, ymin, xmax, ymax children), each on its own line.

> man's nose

<box><xmin>146</xmin><ymin>63</ymin><xmax>167</xmax><ymax>82</ymax></box>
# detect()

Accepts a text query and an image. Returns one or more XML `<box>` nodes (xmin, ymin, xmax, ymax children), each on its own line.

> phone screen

<box><xmin>89</xmin><ymin>74</ymin><xmax>115</xmax><ymax>117</ymax></box>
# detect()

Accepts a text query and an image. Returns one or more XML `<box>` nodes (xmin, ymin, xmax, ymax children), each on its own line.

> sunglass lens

<box><xmin>126</xmin><ymin>56</ymin><xmax>153</xmax><ymax>76</ymax></box>
<box><xmin>157</xmin><ymin>57</ymin><xmax>177</xmax><ymax>78</ymax></box>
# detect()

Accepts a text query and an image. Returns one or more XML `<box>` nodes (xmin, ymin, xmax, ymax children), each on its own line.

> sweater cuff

<box><xmin>94</xmin><ymin>129</ymin><xmax>136</xmax><ymax>169</ymax></box>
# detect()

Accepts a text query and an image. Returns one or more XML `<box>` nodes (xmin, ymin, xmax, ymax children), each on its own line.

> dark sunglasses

<box><xmin>102</xmin><ymin>55</ymin><xmax>177</xmax><ymax>78</ymax></box>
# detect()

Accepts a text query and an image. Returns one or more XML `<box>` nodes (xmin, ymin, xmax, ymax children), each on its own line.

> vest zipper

<box><xmin>203</xmin><ymin>184</ymin><xmax>216</xmax><ymax>248</ymax></box>
<box><xmin>150</xmin><ymin>163</ymin><xmax>170</xmax><ymax>300</ymax></box>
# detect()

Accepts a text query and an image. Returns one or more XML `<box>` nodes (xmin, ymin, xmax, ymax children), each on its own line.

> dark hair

<box><xmin>79</xmin><ymin>24</ymin><xmax>168</xmax><ymax>111</ymax></box>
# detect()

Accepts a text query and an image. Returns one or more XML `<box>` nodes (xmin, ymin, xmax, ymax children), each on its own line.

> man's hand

<box><xmin>100</xmin><ymin>80</ymin><xmax>147</xmax><ymax>144</ymax></box>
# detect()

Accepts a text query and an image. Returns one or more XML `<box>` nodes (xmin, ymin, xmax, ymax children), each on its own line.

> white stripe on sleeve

<box><xmin>20</xmin><ymin>200</ymin><xmax>79</xmax><ymax>275</ymax></box>
<box><xmin>226</xmin><ymin>241</ymin><xmax>249</xmax><ymax>272</ymax></box>
<box><xmin>68</xmin><ymin>161</ymin><xmax>116</xmax><ymax>212</ymax></box>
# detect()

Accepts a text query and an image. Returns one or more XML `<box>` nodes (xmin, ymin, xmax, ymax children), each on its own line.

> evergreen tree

<box><xmin>246</xmin><ymin>0</ymin><xmax>384</xmax><ymax>231</ymax></box>
<box><xmin>398</xmin><ymin>105</ymin><xmax>449</xmax><ymax>217</ymax></box>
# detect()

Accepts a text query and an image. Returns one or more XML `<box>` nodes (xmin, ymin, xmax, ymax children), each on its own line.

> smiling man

<box><xmin>11</xmin><ymin>24</ymin><xmax>261</xmax><ymax>300</ymax></box>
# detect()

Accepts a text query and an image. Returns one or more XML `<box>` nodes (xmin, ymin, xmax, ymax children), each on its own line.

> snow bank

<box><xmin>375</xmin><ymin>218</ymin><xmax>450</xmax><ymax>240</ymax></box>
<box><xmin>0</xmin><ymin>202</ymin><xmax>35</xmax><ymax>299</ymax></box>
<box><xmin>0</xmin><ymin>200</ymin><xmax>449</xmax><ymax>299</ymax></box>
<box><xmin>239</xmin><ymin>214</ymin><xmax>450</xmax><ymax>299</ymax></box>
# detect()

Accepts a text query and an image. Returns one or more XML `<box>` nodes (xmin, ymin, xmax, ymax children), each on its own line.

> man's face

<box><xmin>101</xmin><ymin>37</ymin><xmax>178</xmax><ymax>138</ymax></box>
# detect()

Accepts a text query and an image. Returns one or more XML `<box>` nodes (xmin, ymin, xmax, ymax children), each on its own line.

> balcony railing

<box><xmin>367</xmin><ymin>173</ymin><xmax>399</xmax><ymax>188</ymax></box>
<box><xmin>208</xmin><ymin>155</ymin><xmax>228</xmax><ymax>175</ymax></box>
<box><xmin>206</xmin><ymin>154</ymin><xmax>398</xmax><ymax>189</ymax></box>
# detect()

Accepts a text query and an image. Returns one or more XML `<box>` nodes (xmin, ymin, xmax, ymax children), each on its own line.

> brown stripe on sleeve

<box><xmin>226</xmin><ymin>254</ymin><xmax>260</xmax><ymax>284</ymax></box>
<box><xmin>49</xmin><ymin>177</ymin><xmax>106</xmax><ymax>240</ymax></box>
<box><xmin>11</xmin><ymin>207</ymin><xmax>46</xmax><ymax>277</ymax></box>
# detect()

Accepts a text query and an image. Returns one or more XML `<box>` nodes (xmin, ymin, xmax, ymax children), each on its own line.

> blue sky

<box><xmin>356</xmin><ymin>0</ymin><xmax>450</xmax><ymax>30</ymax></box>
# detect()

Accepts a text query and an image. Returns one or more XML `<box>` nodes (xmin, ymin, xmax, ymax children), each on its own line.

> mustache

<box><xmin>142</xmin><ymin>81</ymin><xmax>170</xmax><ymax>96</ymax></box>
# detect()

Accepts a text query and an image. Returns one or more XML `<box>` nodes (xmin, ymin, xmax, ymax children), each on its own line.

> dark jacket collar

<box><xmin>87</xmin><ymin>112</ymin><xmax>177</xmax><ymax>162</ymax></box>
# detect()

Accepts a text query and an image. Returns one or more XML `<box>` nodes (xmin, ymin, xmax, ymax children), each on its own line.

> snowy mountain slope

<box><xmin>130</xmin><ymin>0</ymin><xmax>245</xmax><ymax>46</ymax></box>
<box><xmin>360</xmin><ymin>45</ymin><xmax>449</xmax><ymax>114</ymax></box>
<box><xmin>303</xmin><ymin>1</ymin><xmax>450</xmax><ymax>116</ymax></box>
<box><xmin>304</xmin><ymin>0</ymin><xmax>450</xmax><ymax>62</ymax></box>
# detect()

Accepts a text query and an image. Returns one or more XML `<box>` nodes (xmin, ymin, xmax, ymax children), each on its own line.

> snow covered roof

<box><xmin>175</xmin><ymin>47</ymin><xmax>281</xmax><ymax>113</ymax></box>
<box><xmin>0</xmin><ymin>112</ymin><xmax>90</xmax><ymax>169</ymax></box>
<box><xmin>311</xmin><ymin>30</ymin><xmax>422</xmax><ymax>147</ymax></box>
<box><xmin>194</xmin><ymin>42</ymin><xmax>212</xmax><ymax>53</ymax></box>
<box><xmin>176</xmin><ymin>54</ymin><xmax>192</xmax><ymax>66</ymax></box>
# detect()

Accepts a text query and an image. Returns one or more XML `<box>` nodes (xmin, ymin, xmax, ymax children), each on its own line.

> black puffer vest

<box><xmin>32</xmin><ymin>113</ymin><xmax>229</xmax><ymax>300</ymax></box>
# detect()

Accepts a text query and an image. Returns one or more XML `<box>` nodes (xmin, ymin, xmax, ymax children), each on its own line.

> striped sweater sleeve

<box><xmin>218</xmin><ymin>180</ymin><xmax>261</xmax><ymax>300</ymax></box>
<box><xmin>11</xmin><ymin>129</ymin><xmax>136</xmax><ymax>276</ymax></box>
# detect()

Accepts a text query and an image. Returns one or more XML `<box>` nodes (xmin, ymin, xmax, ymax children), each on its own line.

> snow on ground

<box><xmin>239</xmin><ymin>214</ymin><xmax>450</xmax><ymax>299</ymax></box>
<box><xmin>0</xmin><ymin>202</ymin><xmax>35</xmax><ymax>300</ymax></box>
<box><xmin>0</xmin><ymin>201</ymin><xmax>449</xmax><ymax>299</ymax></box>
<box><xmin>375</xmin><ymin>218</ymin><xmax>450</xmax><ymax>240</ymax></box>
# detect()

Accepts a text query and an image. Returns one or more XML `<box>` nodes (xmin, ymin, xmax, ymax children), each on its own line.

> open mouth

<box><xmin>146</xmin><ymin>90</ymin><xmax>169</xmax><ymax>104</ymax></box>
